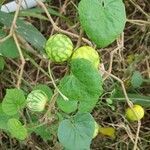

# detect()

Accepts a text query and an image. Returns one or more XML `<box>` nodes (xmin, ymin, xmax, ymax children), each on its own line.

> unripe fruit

<box><xmin>125</xmin><ymin>105</ymin><xmax>144</xmax><ymax>121</ymax></box>
<box><xmin>93</xmin><ymin>121</ymin><xmax>99</xmax><ymax>138</ymax></box>
<box><xmin>71</xmin><ymin>46</ymin><xmax>100</xmax><ymax>69</ymax></box>
<box><xmin>45</xmin><ymin>34</ymin><xmax>73</xmax><ymax>63</ymax></box>
<box><xmin>26</xmin><ymin>90</ymin><xmax>48</xmax><ymax>112</ymax></box>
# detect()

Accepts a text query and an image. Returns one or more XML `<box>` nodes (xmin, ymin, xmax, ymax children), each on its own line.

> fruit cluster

<box><xmin>25</xmin><ymin>33</ymin><xmax>144</xmax><ymax>132</ymax></box>
<box><xmin>45</xmin><ymin>33</ymin><xmax>100</xmax><ymax>69</ymax></box>
<box><xmin>25</xmin><ymin>33</ymin><xmax>100</xmax><ymax>112</ymax></box>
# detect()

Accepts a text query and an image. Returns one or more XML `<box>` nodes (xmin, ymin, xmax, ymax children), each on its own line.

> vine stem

<box><xmin>103</xmin><ymin>70</ymin><xmax>133</xmax><ymax>107</ymax></box>
<box><xmin>103</xmin><ymin>45</ymin><xmax>123</xmax><ymax>80</ymax></box>
<box><xmin>48</xmin><ymin>61</ymin><xmax>68</xmax><ymax>101</ymax></box>
<box><xmin>13</xmin><ymin>34</ymin><xmax>25</xmax><ymax>88</ymax></box>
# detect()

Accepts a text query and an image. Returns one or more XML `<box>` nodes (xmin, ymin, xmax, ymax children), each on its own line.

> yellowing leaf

<box><xmin>99</xmin><ymin>127</ymin><xmax>116</xmax><ymax>139</ymax></box>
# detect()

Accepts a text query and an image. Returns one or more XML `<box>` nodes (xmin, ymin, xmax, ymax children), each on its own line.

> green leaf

<box><xmin>0</xmin><ymin>30</ymin><xmax>19</xmax><ymax>58</ymax></box>
<box><xmin>7</xmin><ymin>118</ymin><xmax>27</xmax><ymax>140</ymax></box>
<box><xmin>0</xmin><ymin>11</ymin><xmax>46</xmax><ymax>52</ymax></box>
<box><xmin>33</xmin><ymin>125</ymin><xmax>52</xmax><ymax>141</ymax></box>
<box><xmin>31</xmin><ymin>123</ymin><xmax>58</xmax><ymax>142</ymax></box>
<box><xmin>58</xmin><ymin>113</ymin><xmax>95</xmax><ymax>150</ymax></box>
<box><xmin>57</xmin><ymin>100</ymin><xmax>78</xmax><ymax>114</ymax></box>
<box><xmin>2</xmin><ymin>89</ymin><xmax>26</xmax><ymax>115</ymax></box>
<box><xmin>19</xmin><ymin>10</ymin><xmax>48</xmax><ymax>21</ymax></box>
<box><xmin>19</xmin><ymin>7</ymin><xmax>63</xmax><ymax>20</ymax></box>
<box><xmin>33</xmin><ymin>84</ymin><xmax>53</xmax><ymax>101</ymax></box>
<box><xmin>57</xmin><ymin>59</ymin><xmax>103</xmax><ymax>113</ymax></box>
<box><xmin>131</xmin><ymin>71</ymin><xmax>143</xmax><ymax>88</ymax></box>
<box><xmin>28</xmin><ymin>115</ymin><xmax>58</xmax><ymax>141</ymax></box>
<box><xmin>0</xmin><ymin>56</ymin><xmax>5</xmax><ymax>71</ymax></box>
<box><xmin>78</xmin><ymin>0</ymin><xmax>126</xmax><ymax>47</ymax></box>
<box><xmin>0</xmin><ymin>104</ymin><xmax>18</xmax><ymax>130</ymax></box>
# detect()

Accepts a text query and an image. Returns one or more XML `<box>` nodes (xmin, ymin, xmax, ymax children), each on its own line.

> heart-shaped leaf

<box><xmin>57</xmin><ymin>59</ymin><xmax>103</xmax><ymax>113</ymax></box>
<box><xmin>58</xmin><ymin>113</ymin><xmax>95</xmax><ymax>150</ymax></box>
<box><xmin>78</xmin><ymin>0</ymin><xmax>126</xmax><ymax>47</ymax></box>
<box><xmin>2</xmin><ymin>89</ymin><xmax>26</xmax><ymax>115</ymax></box>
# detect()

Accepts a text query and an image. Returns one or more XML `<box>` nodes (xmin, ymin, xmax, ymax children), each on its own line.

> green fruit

<box><xmin>26</xmin><ymin>90</ymin><xmax>48</xmax><ymax>112</ymax></box>
<box><xmin>125</xmin><ymin>105</ymin><xmax>144</xmax><ymax>121</ymax></box>
<box><xmin>45</xmin><ymin>34</ymin><xmax>73</xmax><ymax>63</ymax></box>
<box><xmin>93</xmin><ymin>121</ymin><xmax>99</xmax><ymax>138</ymax></box>
<box><xmin>71</xmin><ymin>46</ymin><xmax>100</xmax><ymax>69</ymax></box>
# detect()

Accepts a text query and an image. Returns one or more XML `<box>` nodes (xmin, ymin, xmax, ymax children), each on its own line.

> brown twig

<box><xmin>51</xmin><ymin>0</ymin><xmax>69</xmax><ymax>35</ymax></box>
<box><xmin>145</xmin><ymin>57</ymin><xmax>150</xmax><ymax>78</ymax></box>
<box><xmin>133</xmin><ymin>121</ymin><xmax>141</xmax><ymax>150</ymax></box>
<box><xmin>102</xmin><ymin>70</ymin><xmax>133</xmax><ymax>107</ymax></box>
<box><xmin>128</xmin><ymin>0</ymin><xmax>150</xmax><ymax>19</ymax></box>
<box><xmin>127</xmin><ymin>19</ymin><xmax>150</xmax><ymax>26</ymax></box>
<box><xmin>0</xmin><ymin>0</ymin><xmax>23</xmax><ymax>43</ymax></box>
<box><xmin>36</xmin><ymin>0</ymin><xmax>92</xmax><ymax>46</ymax></box>
<box><xmin>40</xmin><ymin>91</ymin><xmax>58</xmax><ymax>122</ymax></box>
<box><xmin>0</xmin><ymin>0</ymin><xmax>26</xmax><ymax>88</ymax></box>
<box><xmin>102</xmin><ymin>70</ymin><xmax>142</xmax><ymax>150</ymax></box>
<box><xmin>13</xmin><ymin>34</ymin><xmax>25</xmax><ymax>88</ymax></box>
<box><xmin>103</xmin><ymin>45</ymin><xmax>122</xmax><ymax>80</ymax></box>
<box><xmin>76</xmin><ymin>29</ymin><xmax>84</xmax><ymax>49</ymax></box>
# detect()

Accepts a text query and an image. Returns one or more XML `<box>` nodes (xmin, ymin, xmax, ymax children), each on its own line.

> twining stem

<box><xmin>13</xmin><ymin>34</ymin><xmax>25</xmax><ymax>88</ymax></box>
<box><xmin>48</xmin><ymin>61</ymin><xmax>68</xmax><ymax>101</ymax></box>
